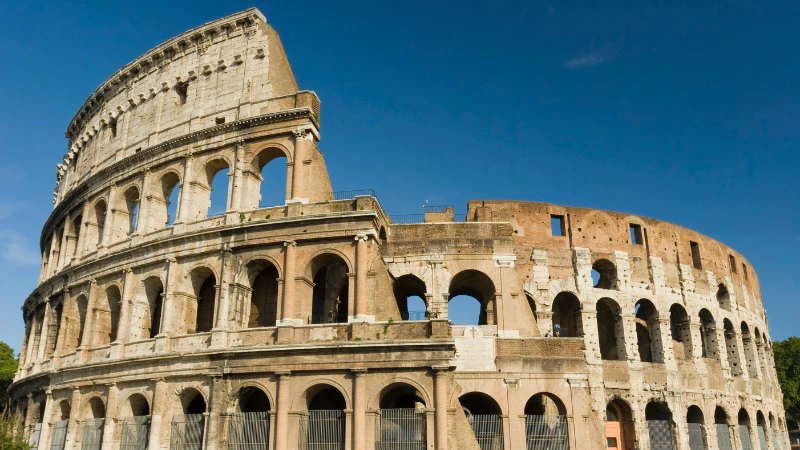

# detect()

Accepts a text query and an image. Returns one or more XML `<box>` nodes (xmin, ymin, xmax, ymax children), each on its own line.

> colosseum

<box><xmin>7</xmin><ymin>7</ymin><xmax>789</xmax><ymax>450</ymax></box>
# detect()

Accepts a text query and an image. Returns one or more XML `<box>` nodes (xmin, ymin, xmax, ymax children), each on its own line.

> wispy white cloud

<box><xmin>0</xmin><ymin>230</ymin><xmax>40</xmax><ymax>266</ymax></box>
<box><xmin>564</xmin><ymin>50</ymin><xmax>615</xmax><ymax>69</ymax></box>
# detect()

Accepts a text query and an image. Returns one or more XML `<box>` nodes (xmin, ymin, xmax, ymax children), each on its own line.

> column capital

<box><xmin>431</xmin><ymin>365</ymin><xmax>452</xmax><ymax>373</ymax></box>
<box><xmin>275</xmin><ymin>370</ymin><xmax>291</xmax><ymax>379</ymax></box>
<box><xmin>351</xmin><ymin>368</ymin><xmax>368</xmax><ymax>376</ymax></box>
<box><xmin>284</xmin><ymin>240</ymin><xmax>297</xmax><ymax>247</ymax></box>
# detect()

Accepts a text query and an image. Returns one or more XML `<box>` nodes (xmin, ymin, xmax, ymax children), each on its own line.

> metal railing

<box><xmin>400</xmin><ymin>310</ymin><xmax>427</xmax><ymax>321</ymax></box>
<box><xmin>120</xmin><ymin>416</ymin><xmax>150</xmax><ymax>450</ymax></box>
<box><xmin>756</xmin><ymin>426</ymin><xmax>768</xmax><ymax>450</ymax></box>
<box><xmin>170</xmin><ymin>414</ymin><xmax>205</xmax><ymax>450</ymax></box>
<box><xmin>454</xmin><ymin>213</ymin><xmax>469</xmax><ymax>222</ymax></box>
<box><xmin>299</xmin><ymin>410</ymin><xmax>345</xmax><ymax>450</ymax></box>
<box><xmin>716</xmin><ymin>424</ymin><xmax>733</xmax><ymax>450</ymax></box>
<box><xmin>647</xmin><ymin>420</ymin><xmax>675</xmax><ymax>450</ymax></box>
<box><xmin>423</xmin><ymin>205</ymin><xmax>452</xmax><ymax>213</ymax></box>
<box><xmin>525</xmin><ymin>415</ymin><xmax>568</xmax><ymax>450</ymax></box>
<box><xmin>739</xmin><ymin>426</ymin><xmax>753</xmax><ymax>450</ymax></box>
<box><xmin>81</xmin><ymin>419</ymin><xmax>105</xmax><ymax>450</ymax></box>
<box><xmin>331</xmin><ymin>189</ymin><xmax>376</xmax><ymax>200</ymax></box>
<box><xmin>49</xmin><ymin>420</ymin><xmax>68</xmax><ymax>450</ymax></box>
<box><xmin>469</xmin><ymin>414</ymin><xmax>504</xmax><ymax>450</ymax></box>
<box><xmin>228</xmin><ymin>412</ymin><xmax>271</xmax><ymax>450</ymax></box>
<box><xmin>389</xmin><ymin>214</ymin><xmax>424</xmax><ymax>224</ymax></box>
<box><xmin>30</xmin><ymin>423</ymin><xmax>41</xmax><ymax>450</ymax></box>
<box><xmin>376</xmin><ymin>408</ymin><xmax>426</xmax><ymax>449</ymax></box>
<box><xmin>687</xmin><ymin>423</ymin><xmax>707</xmax><ymax>450</ymax></box>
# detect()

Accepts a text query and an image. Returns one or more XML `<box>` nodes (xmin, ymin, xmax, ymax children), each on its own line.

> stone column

<box><xmin>75</xmin><ymin>204</ymin><xmax>90</xmax><ymax>261</ymax></box>
<box><xmin>147</xmin><ymin>379</ymin><xmax>167</xmax><ymax>450</ymax></box>
<box><xmin>352</xmin><ymin>369</ymin><xmax>367</xmax><ymax>450</ymax></box>
<box><xmin>214</xmin><ymin>249</ymin><xmax>233</xmax><ymax>331</ymax></box>
<box><xmin>229</xmin><ymin>141</ymin><xmax>246</xmax><ymax>212</ymax></box>
<box><xmin>135</xmin><ymin>169</ymin><xmax>152</xmax><ymax>234</ymax></box>
<box><xmin>658</xmin><ymin>317</ymin><xmax>678</xmax><ymax>371</ymax></box>
<box><xmin>112</xmin><ymin>269</ymin><xmax>134</xmax><ymax>359</ymax></box>
<box><xmin>47</xmin><ymin>234</ymin><xmax>59</xmax><ymax>278</ymax></box>
<box><xmin>37</xmin><ymin>389</ymin><xmax>54</xmax><ymax>450</ymax></box>
<box><xmin>205</xmin><ymin>375</ymin><xmax>224</xmax><ymax>450</ymax></box>
<box><xmin>280</xmin><ymin>241</ymin><xmax>297</xmax><ymax>325</ymax></box>
<box><xmin>101</xmin><ymin>383</ymin><xmax>119</xmax><ymax>450</ymax></box>
<box><xmin>79</xmin><ymin>280</ymin><xmax>98</xmax><ymax>352</ymax></box>
<box><xmin>24</xmin><ymin>393</ymin><xmax>36</xmax><ymax>435</ymax></box>
<box><xmin>36</xmin><ymin>302</ymin><xmax>53</xmax><ymax>363</ymax></box>
<box><xmin>24</xmin><ymin>316</ymin><xmax>38</xmax><ymax>370</ymax></box>
<box><xmin>432</xmin><ymin>366</ymin><xmax>449</xmax><ymax>450</ymax></box>
<box><xmin>160</xmin><ymin>258</ymin><xmax>179</xmax><ymax>336</ymax></box>
<box><xmin>63</xmin><ymin>388</ymin><xmax>82</xmax><ymax>450</ymax></box>
<box><xmin>175</xmin><ymin>153</ymin><xmax>194</xmax><ymax>224</ymax></box>
<box><xmin>101</xmin><ymin>184</ymin><xmax>117</xmax><ymax>248</ymax></box>
<box><xmin>290</xmin><ymin>129</ymin><xmax>308</xmax><ymax>201</ymax></box>
<box><xmin>57</xmin><ymin>218</ymin><xmax>70</xmax><ymax>272</ymax></box>
<box><xmin>274</xmin><ymin>371</ymin><xmax>291</xmax><ymax>450</ymax></box>
<box><xmin>354</xmin><ymin>235</ymin><xmax>370</xmax><ymax>321</ymax></box>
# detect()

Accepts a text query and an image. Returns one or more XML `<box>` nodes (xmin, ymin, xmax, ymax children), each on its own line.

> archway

<box><xmin>392</xmin><ymin>274</ymin><xmax>427</xmax><ymax>321</ymax></box>
<box><xmin>606</xmin><ymin>400</ymin><xmax>635</xmax><ymax>450</ymax></box>
<box><xmin>645</xmin><ymin>401</ymin><xmax>675</xmax><ymax>450</ymax></box>
<box><xmin>81</xmin><ymin>396</ymin><xmax>106</xmax><ymax>450</ymax></box>
<box><xmin>189</xmin><ymin>268</ymin><xmax>216</xmax><ymax>333</ymax></box>
<box><xmin>738</xmin><ymin>409</ymin><xmax>752</xmax><ymax>450</ymax></box>
<box><xmin>723</xmin><ymin>319</ymin><xmax>742</xmax><ymax>376</ymax></box>
<box><xmin>698</xmin><ymin>309</ymin><xmax>719</xmax><ymax>360</ymax></box>
<box><xmin>247</xmin><ymin>261</ymin><xmax>280</xmax><ymax>328</ymax></box>
<box><xmin>205</xmin><ymin>159</ymin><xmax>230</xmax><ymax>218</ymax></box>
<box><xmin>308</xmin><ymin>254</ymin><xmax>349</xmax><ymax>324</ymax></box>
<box><xmin>303</xmin><ymin>385</ymin><xmax>346</xmax><ymax>449</ymax></box>
<box><xmin>252</xmin><ymin>147</ymin><xmax>288</xmax><ymax>209</ymax></box>
<box><xmin>142</xmin><ymin>277</ymin><xmax>164</xmax><ymax>339</ymax></box>
<box><xmin>592</xmin><ymin>259</ymin><xmax>618</xmax><ymax>290</ymax></box>
<box><xmin>49</xmin><ymin>400</ymin><xmax>70</xmax><ymax>450</ymax></box>
<box><xmin>714</xmin><ymin>407</ymin><xmax>733</xmax><ymax>450</ymax></box>
<box><xmin>669</xmin><ymin>304</ymin><xmax>693</xmax><ymax>359</ymax></box>
<box><xmin>158</xmin><ymin>172</ymin><xmax>181</xmax><ymax>228</ymax></box>
<box><xmin>448</xmin><ymin>270</ymin><xmax>496</xmax><ymax>326</ymax></box>
<box><xmin>717</xmin><ymin>284</ymin><xmax>731</xmax><ymax>311</ymax></box>
<box><xmin>635</xmin><ymin>299</ymin><xmax>662</xmax><ymax>363</ymax></box>
<box><xmin>741</xmin><ymin>322</ymin><xmax>759</xmax><ymax>378</ymax></box>
<box><xmin>597</xmin><ymin>298</ymin><xmax>625</xmax><ymax>360</ymax></box>
<box><xmin>459</xmin><ymin>392</ymin><xmax>503</xmax><ymax>450</ymax></box>
<box><xmin>754</xmin><ymin>328</ymin><xmax>768</xmax><ymax>380</ymax></box>
<box><xmin>756</xmin><ymin>411</ymin><xmax>769</xmax><ymax>450</ymax></box>
<box><xmin>230</xmin><ymin>387</ymin><xmax>272</xmax><ymax>449</ymax></box>
<box><xmin>120</xmin><ymin>394</ymin><xmax>151</xmax><ymax>450</ymax></box>
<box><xmin>121</xmin><ymin>186</ymin><xmax>140</xmax><ymax>236</ymax></box>
<box><xmin>64</xmin><ymin>294</ymin><xmax>88</xmax><ymax>353</ymax></box>
<box><xmin>172</xmin><ymin>389</ymin><xmax>206</xmax><ymax>450</ymax></box>
<box><xmin>93</xmin><ymin>286</ymin><xmax>121</xmax><ymax>347</ymax></box>
<box><xmin>93</xmin><ymin>200</ymin><xmax>107</xmax><ymax>246</ymax></box>
<box><xmin>524</xmin><ymin>393</ymin><xmax>568</xmax><ymax>449</ymax></box>
<box><xmin>377</xmin><ymin>384</ymin><xmax>427</xmax><ymax>448</ymax></box>
<box><xmin>686</xmin><ymin>405</ymin><xmax>707</xmax><ymax>450</ymax></box>
<box><xmin>551</xmin><ymin>292</ymin><xmax>582</xmax><ymax>337</ymax></box>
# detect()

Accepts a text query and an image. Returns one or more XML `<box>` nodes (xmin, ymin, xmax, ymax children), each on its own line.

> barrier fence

<box><xmin>49</xmin><ymin>420</ymin><xmax>68</xmax><ymax>450</ymax></box>
<box><xmin>469</xmin><ymin>414</ymin><xmax>504</xmax><ymax>450</ymax></box>
<box><xmin>647</xmin><ymin>420</ymin><xmax>675</xmax><ymax>450</ymax></box>
<box><xmin>228</xmin><ymin>412</ymin><xmax>271</xmax><ymax>450</ymax></box>
<box><xmin>687</xmin><ymin>423</ymin><xmax>707</xmax><ymax>450</ymax></box>
<box><xmin>525</xmin><ymin>415</ymin><xmax>568</xmax><ymax>450</ymax></box>
<box><xmin>376</xmin><ymin>408</ymin><xmax>426</xmax><ymax>450</ymax></box>
<box><xmin>80</xmin><ymin>418</ymin><xmax>104</xmax><ymax>450</ymax></box>
<box><xmin>170</xmin><ymin>414</ymin><xmax>205</xmax><ymax>450</ymax></box>
<box><xmin>120</xmin><ymin>416</ymin><xmax>150</xmax><ymax>450</ymax></box>
<box><xmin>716</xmin><ymin>424</ymin><xmax>733</xmax><ymax>450</ymax></box>
<box><xmin>299</xmin><ymin>410</ymin><xmax>345</xmax><ymax>450</ymax></box>
<box><xmin>739</xmin><ymin>425</ymin><xmax>753</xmax><ymax>450</ymax></box>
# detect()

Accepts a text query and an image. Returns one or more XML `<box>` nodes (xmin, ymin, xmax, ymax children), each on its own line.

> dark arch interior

<box><xmin>310</xmin><ymin>255</ymin><xmax>349</xmax><ymax>324</ymax></box>
<box><xmin>635</xmin><ymin>300</ymin><xmax>658</xmax><ymax>363</ymax></box>
<box><xmin>392</xmin><ymin>275</ymin><xmax>427</xmax><ymax>321</ymax></box>
<box><xmin>88</xmin><ymin>397</ymin><xmax>106</xmax><ymax>419</ymax></box>
<box><xmin>715</xmin><ymin>407</ymin><xmax>729</xmax><ymax>425</ymax></box>
<box><xmin>592</xmin><ymin>259</ymin><xmax>618</xmax><ymax>289</ymax></box>
<box><xmin>524</xmin><ymin>393</ymin><xmax>565</xmax><ymax>416</ymax></box>
<box><xmin>669</xmin><ymin>304</ymin><xmax>692</xmax><ymax>359</ymax></box>
<box><xmin>459</xmin><ymin>392</ymin><xmax>501</xmax><ymax>415</ymax></box>
<box><xmin>380</xmin><ymin>384</ymin><xmax>426</xmax><ymax>409</ymax></box>
<box><xmin>717</xmin><ymin>284</ymin><xmax>731</xmax><ymax>310</ymax></box>
<box><xmin>184</xmin><ymin>393</ymin><xmax>207</xmax><ymax>415</ymax></box>
<box><xmin>56</xmin><ymin>401</ymin><xmax>70</xmax><ymax>421</ymax></box>
<box><xmin>249</xmin><ymin>263</ymin><xmax>279</xmax><ymax>328</ymax></box>
<box><xmin>239</xmin><ymin>387</ymin><xmax>271</xmax><ymax>412</ymax></box>
<box><xmin>145</xmin><ymin>279</ymin><xmax>164</xmax><ymax>339</ymax></box>
<box><xmin>195</xmin><ymin>274</ymin><xmax>216</xmax><ymax>333</ymax></box>
<box><xmin>551</xmin><ymin>292</ymin><xmax>582</xmax><ymax>337</ymax></box>
<box><xmin>128</xmin><ymin>394</ymin><xmax>150</xmax><ymax>417</ymax></box>
<box><xmin>597</xmin><ymin>298</ymin><xmax>621</xmax><ymax>360</ymax></box>
<box><xmin>645</xmin><ymin>402</ymin><xmax>672</xmax><ymax>421</ymax></box>
<box><xmin>738</xmin><ymin>409</ymin><xmax>750</xmax><ymax>426</ymax></box>
<box><xmin>687</xmin><ymin>406</ymin><xmax>705</xmax><ymax>424</ymax></box>
<box><xmin>308</xmin><ymin>386</ymin><xmax>346</xmax><ymax>410</ymax></box>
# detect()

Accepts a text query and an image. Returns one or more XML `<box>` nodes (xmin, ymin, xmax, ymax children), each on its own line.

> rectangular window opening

<box><xmin>215</xmin><ymin>117</ymin><xmax>225</xmax><ymax>125</ymax></box>
<box><xmin>690</xmin><ymin>241</ymin><xmax>702</xmax><ymax>269</ymax></box>
<box><xmin>742</xmin><ymin>263</ymin><xmax>749</xmax><ymax>280</ymax></box>
<box><xmin>175</xmin><ymin>82</ymin><xmax>189</xmax><ymax>105</ymax></box>
<box><xmin>629</xmin><ymin>224</ymin><xmax>643</xmax><ymax>245</ymax></box>
<box><xmin>108</xmin><ymin>118</ymin><xmax>117</xmax><ymax>139</ymax></box>
<box><xmin>729</xmin><ymin>255</ymin><xmax>737</xmax><ymax>273</ymax></box>
<box><xmin>550</xmin><ymin>215</ymin><xmax>565</xmax><ymax>237</ymax></box>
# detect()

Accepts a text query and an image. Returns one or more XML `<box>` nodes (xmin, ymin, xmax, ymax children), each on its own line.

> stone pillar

<box><xmin>47</xmin><ymin>234</ymin><xmax>59</xmax><ymax>278</ymax></box>
<box><xmin>229</xmin><ymin>141</ymin><xmax>245</xmax><ymax>212</ymax></box>
<box><xmin>36</xmin><ymin>302</ymin><xmax>53</xmax><ymax>363</ymax></box>
<box><xmin>101</xmin><ymin>184</ymin><xmax>117</xmax><ymax>248</ymax></box>
<box><xmin>101</xmin><ymin>383</ymin><xmax>119</xmax><ymax>450</ymax></box>
<box><xmin>135</xmin><ymin>169</ymin><xmax>152</xmax><ymax>234</ymax></box>
<box><xmin>621</xmin><ymin>312</ymin><xmax>640</xmax><ymax>361</ymax></box>
<box><xmin>658</xmin><ymin>317</ymin><xmax>678</xmax><ymax>371</ymax></box>
<box><xmin>280</xmin><ymin>241</ymin><xmax>297</xmax><ymax>325</ymax></box>
<box><xmin>24</xmin><ymin>393</ymin><xmax>36</xmax><ymax>434</ymax></box>
<box><xmin>175</xmin><ymin>153</ymin><xmax>194</xmax><ymax>224</ymax></box>
<box><xmin>63</xmin><ymin>388</ymin><xmax>82</xmax><ymax>450</ymax></box>
<box><xmin>352</xmin><ymin>369</ymin><xmax>367</xmax><ymax>450</ymax></box>
<box><xmin>160</xmin><ymin>258</ymin><xmax>179</xmax><ymax>336</ymax></box>
<box><xmin>205</xmin><ymin>375</ymin><xmax>224</xmax><ymax>450</ymax></box>
<box><xmin>432</xmin><ymin>366</ymin><xmax>449</xmax><ymax>450</ymax></box>
<box><xmin>37</xmin><ymin>389</ymin><xmax>54</xmax><ymax>450</ymax></box>
<box><xmin>79</xmin><ymin>280</ymin><xmax>98</xmax><ymax>352</ymax></box>
<box><xmin>115</xmin><ymin>269</ymin><xmax>134</xmax><ymax>344</ymax></box>
<box><xmin>354</xmin><ymin>235</ymin><xmax>370</xmax><ymax>321</ymax></box>
<box><xmin>24</xmin><ymin>316</ymin><xmax>38</xmax><ymax>369</ymax></box>
<box><xmin>75</xmin><ymin>204</ymin><xmax>90</xmax><ymax>261</ymax></box>
<box><xmin>290</xmin><ymin>129</ymin><xmax>308</xmax><ymax>202</ymax></box>
<box><xmin>274</xmin><ymin>371</ymin><xmax>291</xmax><ymax>450</ymax></box>
<box><xmin>214</xmin><ymin>249</ymin><xmax>233</xmax><ymax>331</ymax></box>
<box><xmin>57</xmin><ymin>218</ymin><xmax>70</xmax><ymax>272</ymax></box>
<box><xmin>147</xmin><ymin>379</ymin><xmax>167</xmax><ymax>450</ymax></box>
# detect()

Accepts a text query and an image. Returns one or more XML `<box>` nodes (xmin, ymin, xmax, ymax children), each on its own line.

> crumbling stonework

<box><xmin>9</xmin><ymin>7</ymin><xmax>788</xmax><ymax>450</ymax></box>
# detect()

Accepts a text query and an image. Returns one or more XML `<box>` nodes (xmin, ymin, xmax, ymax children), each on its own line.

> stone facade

<box><xmin>9</xmin><ymin>7</ymin><xmax>788</xmax><ymax>450</ymax></box>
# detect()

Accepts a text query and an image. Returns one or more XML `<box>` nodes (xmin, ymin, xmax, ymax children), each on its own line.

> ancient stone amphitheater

<box><xmin>8</xmin><ymin>7</ymin><xmax>788</xmax><ymax>450</ymax></box>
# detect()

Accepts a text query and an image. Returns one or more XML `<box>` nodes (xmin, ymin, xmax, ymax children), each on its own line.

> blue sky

<box><xmin>0</xmin><ymin>0</ymin><xmax>798</xmax><ymax>352</ymax></box>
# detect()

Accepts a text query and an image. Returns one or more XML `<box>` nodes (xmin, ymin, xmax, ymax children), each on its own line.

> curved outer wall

<box><xmin>10</xmin><ymin>8</ymin><xmax>788</xmax><ymax>450</ymax></box>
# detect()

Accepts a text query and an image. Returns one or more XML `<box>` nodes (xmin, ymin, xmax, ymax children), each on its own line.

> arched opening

<box><xmin>699</xmin><ymin>309</ymin><xmax>719</xmax><ymax>360</ymax></box>
<box><xmin>247</xmin><ymin>261</ymin><xmax>280</xmax><ymax>328</ymax></box>
<box><xmin>723</xmin><ymin>319</ymin><xmax>742</xmax><ymax>376</ymax></box>
<box><xmin>65</xmin><ymin>295</ymin><xmax>88</xmax><ymax>352</ymax></box>
<box><xmin>768</xmin><ymin>413</ymin><xmax>781</xmax><ymax>450</ymax></box>
<box><xmin>230</xmin><ymin>387</ymin><xmax>271</xmax><ymax>449</ymax></box>
<box><xmin>606</xmin><ymin>400</ymin><xmax>635</xmax><ymax>450</ymax></box>
<box><xmin>120</xmin><ymin>394</ymin><xmax>151</xmax><ymax>450</ymax></box>
<box><xmin>308</xmin><ymin>254</ymin><xmax>349</xmax><ymax>324</ymax></box>
<box><xmin>82</xmin><ymin>398</ymin><xmax>106</xmax><ymax>450</ymax></box>
<box><xmin>738</xmin><ymin>409</ymin><xmax>753</xmax><ymax>450</ymax></box>
<box><xmin>253</xmin><ymin>148</ymin><xmax>288</xmax><ymax>209</ymax></box>
<box><xmin>49</xmin><ymin>400</ymin><xmax>70</xmax><ymax>450</ymax></box>
<box><xmin>741</xmin><ymin>322</ymin><xmax>759</xmax><ymax>378</ymax></box>
<box><xmin>158</xmin><ymin>173</ymin><xmax>181</xmax><ymax>228</ymax></box>
<box><xmin>592</xmin><ymin>259</ymin><xmax>618</xmax><ymax>290</ymax></box>
<box><xmin>392</xmin><ymin>274</ymin><xmax>427</xmax><ymax>321</ymax></box>
<box><xmin>205</xmin><ymin>160</ymin><xmax>230</xmax><ymax>218</ymax></box>
<box><xmin>756</xmin><ymin>411</ymin><xmax>769</xmax><ymax>450</ymax></box>
<box><xmin>189</xmin><ymin>269</ymin><xmax>216</xmax><ymax>334</ymax></box>
<box><xmin>459</xmin><ymin>392</ymin><xmax>503</xmax><ymax>450</ymax></box>
<box><xmin>669</xmin><ymin>304</ymin><xmax>693</xmax><ymax>359</ymax></box>
<box><xmin>303</xmin><ymin>385</ymin><xmax>346</xmax><ymax>449</ymax></box>
<box><xmin>526</xmin><ymin>294</ymin><xmax>540</xmax><ymax>336</ymax></box>
<box><xmin>122</xmin><ymin>186</ymin><xmax>140</xmax><ymax>236</ymax></box>
<box><xmin>377</xmin><ymin>384</ymin><xmax>427</xmax><ymax>447</ymax></box>
<box><xmin>93</xmin><ymin>286</ymin><xmax>121</xmax><ymax>347</ymax></box>
<box><xmin>524</xmin><ymin>393</ymin><xmax>568</xmax><ymax>449</ymax></box>
<box><xmin>45</xmin><ymin>302</ymin><xmax>63</xmax><ymax>358</ymax></box>
<box><xmin>635</xmin><ymin>299</ymin><xmax>662</xmax><ymax>363</ymax></box>
<box><xmin>755</xmin><ymin>327</ymin><xmax>768</xmax><ymax>380</ymax></box>
<box><xmin>448</xmin><ymin>270</ymin><xmax>496</xmax><ymax>326</ymax></box>
<box><xmin>717</xmin><ymin>284</ymin><xmax>731</xmax><ymax>311</ymax></box>
<box><xmin>71</xmin><ymin>214</ymin><xmax>82</xmax><ymax>259</ymax></box>
<box><xmin>142</xmin><ymin>277</ymin><xmax>164</xmax><ymax>339</ymax></box>
<box><xmin>94</xmin><ymin>200</ymin><xmax>107</xmax><ymax>246</ymax></box>
<box><xmin>687</xmin><ymin>405</ymin><xmax>707</xmax><ymax>450</ymax></box>
<box><xmin>551</xmin><ymin>292</ymin><xmax>582</xmax><ymax>337</ymax></box>
<box><xmin>597</xmin><ymin>298</ymin><xmax>625</xmax><ymax>360</ymax></box>
<box><xmin>645</xmin><ymin>402</ymin><xmax>675</xmax><ymax>450</ymax></box>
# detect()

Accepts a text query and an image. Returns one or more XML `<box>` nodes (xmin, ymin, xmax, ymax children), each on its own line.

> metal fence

<box><xmin>525</xmin><ymin>415</ymin><xmax>568</xmax><ymax>450</ymax></box>
<box><xmin>331</xmin><ymin>189</ymin><xmax>376</xmax><ymax>200</ymax></box>
<box><xmin>30</xmin><ymin>423</ymin><xmax>42</xmax><ymax>450</ymax></box>
<box><xmin>469</xmin><ymin>414</ymin><xmax>503</xmax><ymax>450</ymax></box>
<box><xmin>170</xmin><ymin>414</ymin><xmax>205</xmax><ymax>450</ymax></box>
<box><xmin>299</xmin><ymin>410</ymin><xmax>345</xmax><ymax>450</ymax></box>
<box><xmin>49</xmin><ymin>420</ymin><xmax>68</xmax><ymax>450</ymax></box>
<box><xmin>756</xmin><ymin>426</ymin><xmax>768</xmax><ymax>450</ymax></box>
<box><xmin>716</xmin><ymin>424</ymin><xmax>733</xmax><ymax>450</ymax></box>
<box><xmin>399</xmin><ymin>310</ymin><xmax>427</xmax><ymax>321</ymax></box>
<box><xmin>738</xmin><ymin>425</ymin><xmax>752</xmax><ymax>450</ymax></box>
<box><xmin>423</xmin><ymin>205</ymin><xmax>452</xmax><ymax>213</ymax></box>
<box><xmin>687</xmin><ymin>423</ymin><xmax>707</xmax><ymax>450</ymax></box>
<box><xmin>647</xmin><ymin>420</ymin><xmax>675</xmax><ymax>450</ymax></box>
<box><xmin>770</xmin><ymin>429</ymin><xmax>781</xmax><ymax>450</ymax></box>
<box><xmin>81</xmin><ymin>419</ymin><xmax>105</xmax><ymax>450</ymax></box>
<box><xmin>120</xmin><ymin>416</ymin><xmax>150</xmax><ymax>450</ymax></box>
<box><xmin>376</xmin><ymin>408</ymin><xmax>426</xmax><ymax>450</ymax></box>
<box><xmin>228</xmin><ymin>412</ymin><xmax>271</xmax><ymax>450</ymax></box>
<box><xmin>389</xmin><ymin>214</ymin><xmax>425</xmax><ymax>224</ymax></box>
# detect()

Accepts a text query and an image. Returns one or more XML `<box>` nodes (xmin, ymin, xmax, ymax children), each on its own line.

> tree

<box><xmin>0</xmin><ymin>416</ymin><xmax>28</xmax><ymax>450</ymax></box>
<box><xmin>0</xmin><ymin>342</ymin><xmax>18</xmax><ymax>414</ymax></box>
<box><xmin>773</xmin><ymin>336</ymin><xmax>800</xmax><ymax>429</ymax></box>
